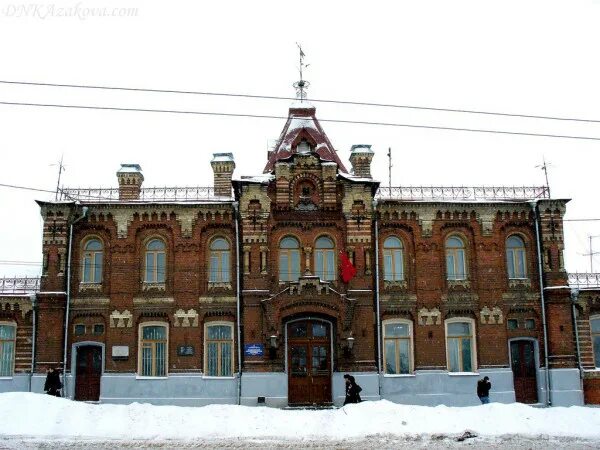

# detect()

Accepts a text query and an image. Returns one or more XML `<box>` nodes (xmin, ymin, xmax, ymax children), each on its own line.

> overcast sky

<box><xmin>0</xmin><ymin>0</ymin><xmax>599</xmax><ymax>278</ymax></box>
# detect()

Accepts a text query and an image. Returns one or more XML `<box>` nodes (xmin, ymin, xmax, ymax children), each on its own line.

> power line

<box><xmin>0</xmin><ymin>183</ymin><xmax>56</xmax><ymax>194</ymax></box>
<box><xmin>2</xmin><ymin>100</ymin><xmax>600</xmax><ymax>142</ymax></box>
<box><xmin>1</xmin><ymin>79</ymin><xmax>599</xmax><ymax>124</ymax></box>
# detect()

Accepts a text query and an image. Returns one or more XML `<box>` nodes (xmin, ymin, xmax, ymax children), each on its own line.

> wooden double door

<box><xmin>287</xmin><ymin>320</ymin><xmax>332</xmax><ymax>405</ymax></box>
<box><xmin>74</xmin><ymin>345</ymin><xmax>102</xmax><ymax>402</ymax></box>
<box><xmin>511</xmin><ymin>340</ymin><xmax>538</xmax><ymax>404</ymax></box>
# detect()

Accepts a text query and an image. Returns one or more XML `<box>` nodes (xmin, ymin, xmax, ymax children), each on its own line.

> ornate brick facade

<box><xmin>1</xmin><ymin>101</ymin><xmax>595</xmax><ymax>406</ymax></box>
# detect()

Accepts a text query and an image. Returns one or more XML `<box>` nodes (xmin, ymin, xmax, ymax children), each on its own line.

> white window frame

<box><xmin>204</xmin><ymin>321</ymin><xmax>235</xmax><ymax>378</ymax></box>
<box><xmin>137</xmin><ymin>322</ymin><xmax>169</xmax><ymax>378</ymax></box>
<box><xmin>279</xmin><ymin>236</ymin><xmax>301</xmax><ymax>282</ymax></box>
<box><xmin>81</xmin><ymin>237</ymin><xmax>103</xmax><ymax>284</ymax></box>
<box><xmin>144</xmin><ymin>238</ymin><xmax>166</xmax><ymax>283</ymax></box>
<box><xmin>383</xmin><ymin>236</ymin><xmax>405</xmax><ymax>282</ymax></box>
<box><xmin>445</xmin><ymin>235</ymin><xmax>468</xmax><ymax>281</ymax></box>
<box><xmin>0</xmin><ymin>321</ymin><xmax>16</xmax><ymax>378</ymax></box>
<box><xmin>314</xmin><ymin>235</ymin><xmax>336</xmax><ymax>282</ymax></box>
<box><xmin>445</xmin><ymin>317</ymin><xmax>477</xmax><ymax>374</ymax></box>
<box><xmin>506</xmin><ymin>234</ymin><xmax>528</xmax><ymax>279</ymax></box>
<box><xmin>209</xmin><ymin>237</ymin><xmax>231</xmax><ymax>283</ymax></box>
<box><xmin>591</xmin><ymin>315</ymin><xmax>600</xmax><ymax>369</ymax></box>
<box><xmin>382</xmin><ymin>319</ymin><xmax>414</xmax><ymax>376</ymax></box>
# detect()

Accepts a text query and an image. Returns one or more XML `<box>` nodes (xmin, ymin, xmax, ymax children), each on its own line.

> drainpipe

<box><xmin>62</xmin><ymin>205</ymin><xmax>88</xmax><ymax>397</ymax></box>
<box><xmin>530</xmin><ymin>201</ymin><xmax>551</xmax><ymax>406</ymax></box>
<box><xmin>29</xmin><ymin>292</ymin><xmax>37</xmax><ymax>393</ymax></box>
<box><xmin>234</xmin><ymin>202</ymin><xmax>242</xmax><ymax>405</ymax></box>
<box><xmin>373</xmin><ymin>199</ymin><xmax>382</xmax><ymax>397</ymax></box>
<box><xmin>570</xmin><ymin>288</ymin><xmax>584</xmax><ymax>378</ymax></box>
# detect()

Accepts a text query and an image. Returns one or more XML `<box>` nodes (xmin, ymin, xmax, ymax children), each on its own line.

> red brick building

<box><xmin>0</xmin><ymin>99</ymin><xmax>597</xmax><ymax>406</ymax></box>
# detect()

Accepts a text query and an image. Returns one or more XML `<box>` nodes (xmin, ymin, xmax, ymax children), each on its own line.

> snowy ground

<box><xmin>1</xmin><ymin>393</ymin><xmax>599</xmax><ymax>449</ymax></box>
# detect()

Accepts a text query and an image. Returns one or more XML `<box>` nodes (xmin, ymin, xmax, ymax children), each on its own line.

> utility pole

<box><xmin>387</xmin><ymin>147</ymin><xmax>392</xmax><ymax>189</ymax></box>
<box><xmin>583</xmin><ymin>235</ymin><xmax>600</xmax><ymax>272</ymax></box>
<box><xmin>51</xmin><ymin>155</ymin><xmax>65</xmax><ymax>200</ymax></box>
<box><xmin>536</xmin><ymin>156</ymin><xmax>551</xmax><ymax>198</ymax></box>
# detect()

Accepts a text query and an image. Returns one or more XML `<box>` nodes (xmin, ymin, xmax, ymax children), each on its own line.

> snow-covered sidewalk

<box><xmin>1</xmin><ymin>393</ymin><xmax>599</xmax><ymax>443</ymax></box>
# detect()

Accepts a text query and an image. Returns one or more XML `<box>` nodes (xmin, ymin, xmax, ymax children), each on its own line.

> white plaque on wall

<box><xmin>112</xmin><ymin>346</ymin><xmax>129</xmax><ymax>358</ymax></box>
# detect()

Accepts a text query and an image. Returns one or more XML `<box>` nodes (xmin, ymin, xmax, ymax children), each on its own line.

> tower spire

<box><xmin>293</xmin><ymin>43</ymin><xmax>310</xmax><ymax>101</ymax></box>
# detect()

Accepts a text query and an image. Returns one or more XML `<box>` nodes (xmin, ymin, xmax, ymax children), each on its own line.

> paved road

<box><xmin>1</xmin><ymin>435</ymin><xmax>599</xmax><ymax>449</ymax></box>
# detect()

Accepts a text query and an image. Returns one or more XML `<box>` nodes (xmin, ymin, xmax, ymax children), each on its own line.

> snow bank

<box><xmin>1</xmin><ymin>393</ymin><xmax>599</xmax><ymax>441</ymax></box>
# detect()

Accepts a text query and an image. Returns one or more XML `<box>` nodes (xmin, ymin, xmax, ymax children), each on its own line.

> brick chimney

<box><xmin>211</xmin><ymin>153</ymin><xmax>235</xmax><ymax>197</ymax></box>
<box><xmin>117</xmin><ymin>164</ymin><xmax>144</xmax><ymax>200</ymax></box>
<box><xmin>349</xmin><ymin>145</ymin><xmax>374</xmax><ymax>178</ymax></box>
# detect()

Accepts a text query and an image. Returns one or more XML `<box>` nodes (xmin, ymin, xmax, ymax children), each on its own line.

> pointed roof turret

<box><xmin>263</xmin><ymin>104</ymin><xmax>348</xmax><ymax>173</ymax></box>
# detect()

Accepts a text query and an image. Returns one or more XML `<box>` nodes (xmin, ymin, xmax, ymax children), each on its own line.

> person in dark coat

<box><xmin>343</xmin><ymin>374</ymin><xmax>362</xmax><ymax>405</ymax></box>
<box><xmin>44</xmin><ymin>367</ymin><xmax>62</xmax><ymax>397</ymax></box>
<box><xmin>477</xmin><ymin>376</ymin><xmax>491</xmax><ymax>404</ymax></box>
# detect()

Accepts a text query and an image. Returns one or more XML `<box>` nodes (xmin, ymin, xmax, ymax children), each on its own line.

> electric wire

<box><xmin>1</xmin><ymin>100</ymin><xmax>600</xmax><ymax>142</ymax></box>
<box><xmin>1</xmin><ymin>79</ymin><xmax>599</xmax><ymax>124</ymax></box>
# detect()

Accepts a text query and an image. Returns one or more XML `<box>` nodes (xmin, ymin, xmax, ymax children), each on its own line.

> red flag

<box><xmin>340</xmin><ymin>251</ymin><xmax>357</xmax><ymax>283</ymax></box>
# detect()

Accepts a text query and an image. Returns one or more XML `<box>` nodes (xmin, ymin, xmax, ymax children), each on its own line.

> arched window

<box><xmin>591</xmin><ymin>316</ymin><xmax>600</xmax><ymax>369</ymax></box>
<box><xmin>279</xmin><ymin>237</ymin><xmax>301</xmax><ymax>282</ymax></box>
<box><xmin>205</xmin><ymin>322</ymin><xmax>234</xmax><ymax>377</ymax></box>
<box><xmin>0</xmin><ymin>322</ymin><xmax>16</xmax><ymax>377</ymax></box>
<box><xmin>383</xmin><ymin>319</ymin><xmax>413</xmax><ymax>374</ymax></box>
<box><xmin>145</xmin><ymin>239</ymin><xmax>166</xmax><ymax>283</ymax></box>
<box><xmin>506</xmin><ymin>235</ymin><xmax>527</xmax><ymax>279</ymax></box>
<box><xmin>445</xmin><ymin>236</ymin><xmax>467</xmax><ymax>281</ymax></box>
<box><xmin>209</xmin><ymin>238</ymin><xmax>231</xmax><ymax>283</ymax></box>
<box><xmin>138</xmin><ymin>323</ymin><xmax>168</xmax><ymax>377</ymax></box>
<box><xmin>445</xmin><ymin>318</ymin><xmax>476</xmax><ymax>373</ymax></box>
<box><xmin>82</xmin><ymin>238</ymin><xmax>103</xmax><ymax>283</ymax></box>
<box><xmin>315</xmin><ymin>236</ymin><xmax>336</xmax><ymax>281</ymax></box>
<box><xmin>383</xmin><ymin>236</ymin><xmax>404</xmax><ymax>281</ymax></box>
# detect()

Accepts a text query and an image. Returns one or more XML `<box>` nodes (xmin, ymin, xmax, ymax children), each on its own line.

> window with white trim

<box><xmin>205</xmin><ymin>322</ymin><xmax>234</xmax><ymax>377</ymax></box>
<box><xmin>209</xmin><ymin>237</ymin><xmax>231</xmax><ymax>283</ymax></box>
<box><xmin>445</xmin><ymin>319</ymin><xmax>476</xmax><ymax>372</ymax></box>
<box><xmin>592</xmin><ymin>316</ymin><xmax>600</xmax><ymax>369</ymax></box>
<box><xmin>506</xmin><ymin>235</ymin><xmax>527</xmax><ymax>279</ymax></box>
<box><xmin>279</xmin><ymin>236</ymin><xmax>301</xmax><ymax>282</ymax></box>
<box><xmin>315</xmin><ymin>236</ymin><xmax>336</xmax><ymax>281</ymax></box>
<box><xmin>445</xmin><ymin>236</ymin><xmax>467</xmax><ymax>281</ymax></box>
<box><xmin>138</xmin><ymin>323</ymin><xmax>168</xmax><ymax>377</ymax></box>
<box><xmin>383</xmin><ymin>320</ymin><xmax>413</xmax><ymax>374</ymax></box>
<box><xmin>82</xmin><ymin>238</ymin><xmax>103</xmax><ymax>283</ymax></box>
<box><xmin>383</xmin><ymin>236</ymin><xmax>404</xmax><ymax>281</ymax></box>
<box><xmin>0</xmin><ymin>323</ymin><xmax>16</xmax><ymax>377</ymax></box>
<box><xmin>144</xmin><ymin>239</ymin><xmax>166</xmax><ymax>283</ymax></box>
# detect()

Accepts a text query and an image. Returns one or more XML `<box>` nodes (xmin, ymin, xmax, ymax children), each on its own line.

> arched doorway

<box><xmin>286</xmin><ymin>318</ymin><xmax>333</xmax><ymax>405</ymax></box>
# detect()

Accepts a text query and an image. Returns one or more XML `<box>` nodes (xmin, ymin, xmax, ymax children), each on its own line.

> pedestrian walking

<box><xmin>343</xmin><ymin>374</ymin><xmax>362</xmax><ymax>405</ymax></box>
<box><xmin>44</xmin><ymin>367</ymin><xmax>62</xmax><ymax>397</ymax></box>
<box><xmin>477</xmin><ymin>376</ymin><xmax>491</xmax><ymax>404</ymax></box>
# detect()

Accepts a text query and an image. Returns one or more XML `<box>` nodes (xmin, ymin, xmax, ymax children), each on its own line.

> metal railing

<box><xmin>376</xmin><ymin>186</ymin><xmax>550</xmax><ymax>201</ymax></box>
<box><xmin>0</xmin><ymin>276</ymin><xmax>41</xmax><ymax>294</ymax></box>
<box><xmin>568</xmin><ymin>273</ymin><xmax>600</xmax><ymax>289</ymax></box>
<box><xmin>58</xmin><ymin>186</ymin><xmax>230</xmax><ymax>202</ymax></box>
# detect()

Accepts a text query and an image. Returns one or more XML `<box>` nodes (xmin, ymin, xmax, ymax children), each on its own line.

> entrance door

<box><xmin>510</xmin><ymin>340</ymin><xmax>538</xmax><ymax>404</ymax></box>
<box><xmin>74</xmin><ymin>345</ymin><xmax>102</xmax><ymax>401</ymax></box>
<box><xmin>287</xmin><ymin>320</ymin><xmax>332</xmax><ymax>405</ymax></box>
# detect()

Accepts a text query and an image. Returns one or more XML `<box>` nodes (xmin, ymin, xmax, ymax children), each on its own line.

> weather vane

<box><xmin>293</xmin><ymin>43</ymin><xmax>310</xmax><ymax>101</ymax></box>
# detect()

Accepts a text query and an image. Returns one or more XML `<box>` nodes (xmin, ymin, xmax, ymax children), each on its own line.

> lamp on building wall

<box><xmin>269</xmin><ymin>335</ymin><xmax>278</xmax><ymax>349</ymax></box>
<box><xmin>344</xmin><ymin>332</ymin><xmax>355</xmax><ymax>357</ymax></box>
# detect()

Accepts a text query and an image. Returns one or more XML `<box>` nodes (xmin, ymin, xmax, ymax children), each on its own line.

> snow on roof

<box><xmin>351</xmin><ymin>144</ymin><xmax>373</xmax><ymax>154</ymax></box>
<box><xmin>238</xmin><ymin>174</ymin><xmax>274</xmax><ymax>183</ymax></box>
<box><xmin>289</xmin><ymin>100</ymin><xmax>315</xmax><ymax>109</ymax></box>
<box><xmin>117</xmin><ymin>164</ymin><xmax>142</xmax><ymax>174</ymax></box>
<box><xmin>211</xmin><ymin>153</ymin><xmax>235</xmax><ymax>163</ymax></box>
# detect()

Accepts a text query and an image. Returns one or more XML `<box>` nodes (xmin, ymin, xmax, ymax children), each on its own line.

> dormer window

<box><xmin>297</xmin><ymin>139</ymin><xmax>311</xmax><ymax>154</ymax></box>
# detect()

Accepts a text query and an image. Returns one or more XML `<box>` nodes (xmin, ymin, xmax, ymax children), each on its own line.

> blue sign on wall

<box><xmin>244</xmin><ymin>343</ymin><xmax>265</xmax><ymax>357</ymax></box>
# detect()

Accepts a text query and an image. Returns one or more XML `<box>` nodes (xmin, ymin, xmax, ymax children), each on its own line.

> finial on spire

<box><xmin>293</xmin><ymin>43</ymin><xmax>310</xmax><ymax>101</ymax></box>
